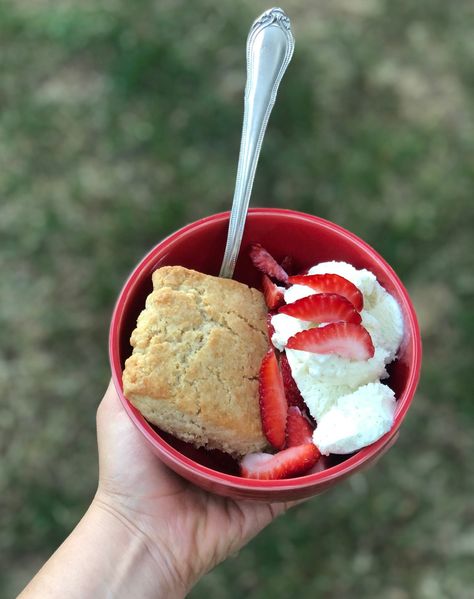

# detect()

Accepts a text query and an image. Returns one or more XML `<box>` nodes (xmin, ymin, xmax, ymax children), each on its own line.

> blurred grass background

<box><xmin>1</xmin><ymin>0</ymin><xmax>474</xmax><ymax>597</ymax></box>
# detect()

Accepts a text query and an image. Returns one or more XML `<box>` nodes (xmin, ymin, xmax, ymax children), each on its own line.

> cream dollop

<box><xmin>271</xmin><ymin>261</ymin><xmax>403</xmax><ymax>454</ymax></box>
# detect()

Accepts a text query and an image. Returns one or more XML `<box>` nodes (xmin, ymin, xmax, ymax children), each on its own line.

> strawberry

<box><xmin>262</xmin><ymin>274</ymin><xmax>284</xmax><ymax>310</ymax></box>
<box><xmin>240</xmin><ymin>443</ymin><xmax>320</xmax><ymax>480</ymax></box>
<box><xmin>286</xmin><ymin>322</ymin><xmax>375</xmax><ymax>361</ymax></box>
<box><xmin>249</xmin><ymin>244</ymin><xmax>289</xmax><ymax>284</ymax></box>
<box><xmin>288</xmin><ymin>273</ymin><xmax>363</xmax><ymax>312</ymax></box>
<box><xmin>259</xmin><ymin>349</ymin><xmax>288</xmax><ymax>449</ymax></box>
<box><xmin>280</xmin><ymin>255</ymin><xmax>295</xmax><ymax>276</ymax></box>
<box><xmin>279</xmin><ymin>352</ymin><xmax>307</xmax><ymax>412</ymax></box>
<box><xmin>266</xmin><ymin>311</ymin><xmax>277</xmax><ymax>344</ymax></box>
<box><xmin>286</xmin><ymin>406</ymin><xmax>315</xmax><ymax>447</ymax></box>
<box><xmin>279</xmin><ymin>293</ymin><xmax>361</xmax><ymax>324</ymax></box>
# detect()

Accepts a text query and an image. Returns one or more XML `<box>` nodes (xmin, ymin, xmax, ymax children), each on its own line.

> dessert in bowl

<box><xmin>109</xmin><ymin>208</ymin><xmax>421</xmax><ymax>502</ymax></box>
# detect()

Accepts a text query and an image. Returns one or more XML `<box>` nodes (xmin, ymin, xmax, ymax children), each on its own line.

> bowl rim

<box><xmin>109</xmin><ymin>208</ymin><xmax>422</xmax><ymax>491</ymax></box>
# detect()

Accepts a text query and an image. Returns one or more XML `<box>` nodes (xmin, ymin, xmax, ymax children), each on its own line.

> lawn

<box><xmin>1</xmin><ymin>0</ymin><xmax>473</xmax><ymax>597</ymax></box>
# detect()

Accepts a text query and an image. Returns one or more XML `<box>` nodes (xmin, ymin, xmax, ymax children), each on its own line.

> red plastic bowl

<box><xmin>109</xmin><ymin>208</ymin><xmax>421</xmax><ymax>502</ymax></box>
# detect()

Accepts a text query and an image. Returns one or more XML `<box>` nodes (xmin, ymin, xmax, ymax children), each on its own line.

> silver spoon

<box><xmin>219</xmin><ymin>7</ymin><xmax>295</xmax><ymax>279</ymax></box>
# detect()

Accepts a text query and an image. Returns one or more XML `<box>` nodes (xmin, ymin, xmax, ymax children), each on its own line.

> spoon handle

<box><xmin>219</xmin><ymin>7</ymin><xmax>295</xmax><ymax>278</ymax></box>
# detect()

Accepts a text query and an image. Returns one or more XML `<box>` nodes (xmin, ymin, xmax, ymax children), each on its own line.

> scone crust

<box><xmin>122</xmin><ymin>266</ymin><xmax>269</xmax><ymax>456</ymax></box>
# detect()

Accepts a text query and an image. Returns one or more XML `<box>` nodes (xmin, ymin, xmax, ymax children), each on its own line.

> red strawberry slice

<box><xmin>286</xmin><ymin>406</ymin><xmax>315</xmax><ymax>447</ymax></box>
<box><xmin>259</xmin><ymin>349</ymin><xmax>288</xmax><ymax>449</ymax></box>
<box><xmin>279</xmin><ymin>293</ymin><xmax>361</xmax><ymax>325</ymax></box>
<box><xmin>288</xmin><ymin>273</ymin><xmax>363</xmax><ymax>312</ymax></box>
<box><xmin>266</xmin><ymin>311</ymin><xmax>277</xmax><ymax>344</ymax></box>
<box><xmin>240</xmin><ymin>443</ymin><xmax>320</xmax><ymax>480</ymax></box>
<box><xmin>262</xmin><ymin>274</ymin><xmax>284</xmax><ymax>310</ymax></box>
<box><xmin>280</xmin><ymin>255</ymin><xmax>295</xmax><ymax>276</ymax></box>
<box><xmin>279</xmin><ymin>352</ymin><xmax>307</xmax><ymax>412</ymax></box>
<box><xmin>287</xmin><ymin>322</ymin><xmax>375</xmax><ymax>361</ymax></box>
<box><xmin>249</xmin><ymin>244</ymin><xmax>289</xmax><ymax>284</ymax></box>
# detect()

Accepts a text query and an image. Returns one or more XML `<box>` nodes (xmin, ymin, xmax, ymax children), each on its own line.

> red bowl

<box><xmin>109</xmin><ymin>208</ymin><xmax>422</xmax><ymax>502</ymax></box>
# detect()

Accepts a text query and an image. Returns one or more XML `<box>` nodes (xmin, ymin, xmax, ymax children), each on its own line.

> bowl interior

<box><xmin>112</xmin><ymin>209</ymin><xmax>419</xmax><ymax>479</ymax></box>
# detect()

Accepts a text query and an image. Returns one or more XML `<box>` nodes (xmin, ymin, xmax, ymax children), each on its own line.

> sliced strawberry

<box><xmin>262</xmin><ymin>274</ymin><xmax>284</xmax><ymax>310</ymax></box>
<box><xmin>259</xmin><ymin>349</ymin><xmax>288</xmax><ymax>449</ymax></box>
<box><xmin>286</xmin><ymin>406</ymin><xmax>315</xmax><ymax>447</ymax></box>
<box><xmin>286</xmin><ymin>322</ymin><xmax>375</xmax><ymax>361</ymax></box>
<box><xmin>279</xmin><ymin>293</ymin><xmax>361</xmax><ymax>324</ymax></box>
<box><xmin>266</xmin><ymin>311</ymin><xmax>277</xmax><ymax>344</ymax></box>
<box><xmin>240</xmin><ymin>443</ymin><xmax>320</xmax><ymax>480</ymax></box>
<box><xmin>249</xmin><ymin>244</ymin><xmax>289</xmax><ymax>284</ymax></box>
<box><xmin>280</xmin><ymin>255</ymin><xmax>295</xmax><ymax>276</ymax></box>
<box><xmin>288</xmin><ymin>273</ymin><xmax>363</xmax><ymax>312</ymax></box>
<box><xmin>279</xmin><ymin>352</ymin><xmax>307</xmax><ymax>412</ymax></box>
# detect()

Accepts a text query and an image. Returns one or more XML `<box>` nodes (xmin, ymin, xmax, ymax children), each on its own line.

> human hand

<box><xmin>94</xmin><ymin>381</ymin><xmax>297</xmax><ymax>597</ymax></box>
<box><xmin>19</xmin><ymin>381</ymin><xmax>300</xmax><ymax>599</ymax></box>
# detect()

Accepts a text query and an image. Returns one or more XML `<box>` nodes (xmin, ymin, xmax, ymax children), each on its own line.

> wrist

<box><xmin>19</xmin><ymin>494</ymin><xmax>188</xmax><ymax>599</ymax></box>
<box><xmin>90</xmin><ymin>491</ymin><xmax>189</xmax><ymax>599</ymax></box>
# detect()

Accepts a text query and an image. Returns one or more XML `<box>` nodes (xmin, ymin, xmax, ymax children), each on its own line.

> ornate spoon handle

<box><xmin>219</xmin><ymin>7</ymin><xmax>295</xmax><ymax>278</ymax></box>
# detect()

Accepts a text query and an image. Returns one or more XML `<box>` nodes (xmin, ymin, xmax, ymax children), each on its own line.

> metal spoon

<box><xmin>219</xmin><ymin>7</ymin><xmax>295</xmax><ymax>278</ymax></box>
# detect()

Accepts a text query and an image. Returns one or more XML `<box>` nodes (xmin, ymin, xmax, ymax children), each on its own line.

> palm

<box><xmin>96</xmin><ymin>383</ymin><xmax>290</xmax><ymax>586</ymax></box>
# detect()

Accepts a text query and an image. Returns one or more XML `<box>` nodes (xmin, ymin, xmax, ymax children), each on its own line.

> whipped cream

<box><xmin>312</xmin><ymin>382</ymin><xmax>396</xmax><ymax>455</ymax></box>
<box><xmin>271</xmin><ymin>261</ymin><xmax>404</xmax><ymax>455</ymax></box>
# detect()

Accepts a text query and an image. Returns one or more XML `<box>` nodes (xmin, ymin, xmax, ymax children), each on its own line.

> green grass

<box><xmin>1</xmin><ymin>0</ymin><xmax>474</xmax><ymax>596</ymax></box>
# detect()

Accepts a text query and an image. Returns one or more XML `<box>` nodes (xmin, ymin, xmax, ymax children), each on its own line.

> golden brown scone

<box><xmin>122</xmin><ymin>266</ymin><xmax>269</xmax><ymax>456</ymax></box>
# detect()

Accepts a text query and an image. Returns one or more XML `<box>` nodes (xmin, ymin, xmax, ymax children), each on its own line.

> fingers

<box><xmin>268</xmin><ymin>496</ymin><xmax>312</xmax><ymax>521</ymax></box>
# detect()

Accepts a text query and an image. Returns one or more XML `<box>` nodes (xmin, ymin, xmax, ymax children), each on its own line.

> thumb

<box><xmin>96</xmin><ymin>380</ymin><xmax>157</xmax><ymax>487</ymax></box>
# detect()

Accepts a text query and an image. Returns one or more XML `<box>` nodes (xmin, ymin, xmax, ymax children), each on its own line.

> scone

<box><xmin>122</xmin><ymin>266</ymin><xmax>269</xmax><ymax>456</ymax></box>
